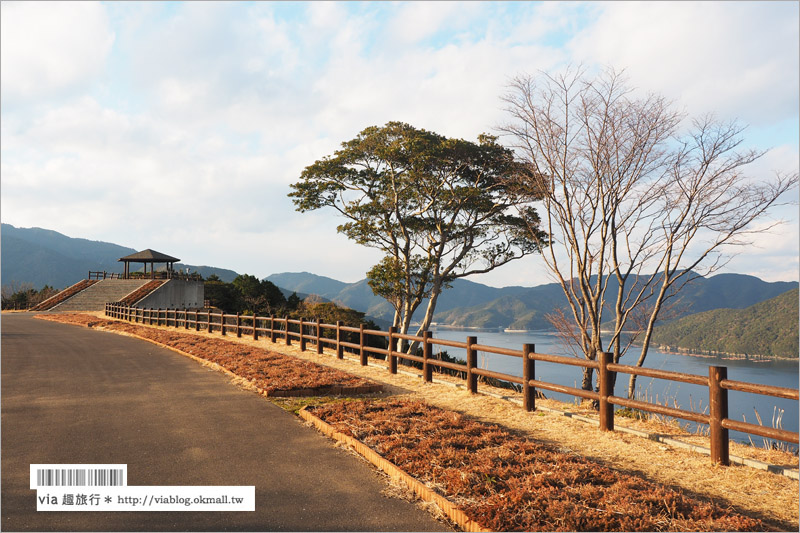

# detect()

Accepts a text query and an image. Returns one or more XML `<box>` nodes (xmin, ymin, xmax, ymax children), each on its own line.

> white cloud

<box><xmin>1</xmin><ymin>1</ymin><xmax>115</xmax><ymax>103</ymax></box>
<box><xmin>1</xmin><ymin>1</ymin><xmax>796</xmax><ymax>288</ymax></box>
<box><xmin>568</xmin><ymin>1</ymin><xmax>799</xmax><ymax>127</ymax></box>
<box><xmin>385</xmin><ymin>2</ymin><xmax>476</xmax><ymax>45</ymax></box>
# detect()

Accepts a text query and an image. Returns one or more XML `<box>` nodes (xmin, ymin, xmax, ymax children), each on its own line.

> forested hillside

<box><xmin>652</xmin><ymin>289</ymin><xmax>799</xmax><ymax>358</ymax></box>
<box><xmin>2</xmin><ymin>224</ymin><xmax>239</xmax><ymax>288</ymax></box>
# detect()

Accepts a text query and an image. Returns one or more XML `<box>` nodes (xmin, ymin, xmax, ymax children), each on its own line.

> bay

<box><xmin>428</xmin><ymin>327</ymin><xmax>799</xmax><ymax>447</ymax></box>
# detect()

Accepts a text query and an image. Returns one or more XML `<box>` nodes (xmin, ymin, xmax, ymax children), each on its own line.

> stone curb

<box><xmin>298</xmin><ymin>407</ymin><xmax>491</xmax><ymax>533</ymax></box>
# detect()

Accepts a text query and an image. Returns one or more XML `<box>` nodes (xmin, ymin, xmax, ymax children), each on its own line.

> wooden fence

<box><xmin>105</xmin><ymin>302</ymin><xmax>799</xmax><ymax>466</ymax></box>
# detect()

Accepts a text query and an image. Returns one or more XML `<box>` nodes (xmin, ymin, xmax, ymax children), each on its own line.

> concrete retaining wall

<box><xmin>134</xmin><ymin>280</ymin><xmax>204</xmax><ymax>309</ymax></box>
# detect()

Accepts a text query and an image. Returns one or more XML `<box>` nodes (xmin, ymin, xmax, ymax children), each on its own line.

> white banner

<box><xmin>32</xmin><ymin>464</ymin><xmax>253</xmax><ymax>511</ymax></box>
<box><xmin>35</xmin><ymin>486</ymin><xmax>255</xmax><ymax>511</ymax></box>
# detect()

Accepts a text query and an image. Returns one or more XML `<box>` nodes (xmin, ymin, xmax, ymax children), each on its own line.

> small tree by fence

<box><xmin>106</xmin><ymin>302</ymin><xmax>799</xmax><ymax>467</ymax></box>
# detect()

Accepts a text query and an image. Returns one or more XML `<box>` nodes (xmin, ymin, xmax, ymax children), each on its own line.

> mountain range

<box><xmin>266</xmin><ymin>271</ymin><xmax>798</xmax><ymax>330</ymax></box>
<box><xmin>3</xmin><ymin>223</ymin><xmax>797</xmax><ymax>336</ymax></box>
<box><xmin>1</xmin><ymin>223</ymin><xmax>239</xmax><ymax>288</ymax></box>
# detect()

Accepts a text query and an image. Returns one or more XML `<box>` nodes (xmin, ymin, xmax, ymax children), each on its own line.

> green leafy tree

<box><xmin>286</xmin><ymin>292</ymin><xmax>302</xmax><ymax>311</ymax></box>
<box><xmin>203</xmin><ymin>279</ymin><xmax>240</xmax><ymax>312</ymax></box>
<box><xmin>231</xmin><ymin>274</ymin><xmax>287</xmax><ymax>315</ymax></box>
<box><xmin>290</xmin><ymin>121</ymin><xmax>546</xmax><ymax>352</ymax></box>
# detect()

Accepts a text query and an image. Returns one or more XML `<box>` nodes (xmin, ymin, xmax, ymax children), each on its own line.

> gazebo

<box><xmin>118</xmin><ymin>249</ymin><xmax>180</xmax><ymax>279</ymax></box>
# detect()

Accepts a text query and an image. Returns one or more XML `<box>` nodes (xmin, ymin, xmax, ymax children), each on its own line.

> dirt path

<box><xmin>50</xmin><ymin>312</ymin><xmax>800</xmax><ymax>529</ymax></box>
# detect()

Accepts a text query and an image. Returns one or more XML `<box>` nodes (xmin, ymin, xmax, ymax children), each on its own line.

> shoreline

<box><xmin>433</xmin><ymin>323</ymin><xmax>797</xmax><ymax>362</ymax></box>
<box><xmin>653</xmin><ymin>345</ymin><xmax>798</xmax><ymax>363</ymax></box>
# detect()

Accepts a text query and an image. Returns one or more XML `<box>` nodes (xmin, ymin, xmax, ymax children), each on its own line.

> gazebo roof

<box><xmin>118</xmin><ymin>249</ymin><xmax>180</xmax><ymax>263</ymax></box>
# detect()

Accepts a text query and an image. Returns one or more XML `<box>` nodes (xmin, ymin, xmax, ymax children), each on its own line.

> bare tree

<box><xmin>501</xmin><ymin>66</ymin><xmax>798</xmax><ymax>398</ymax></box>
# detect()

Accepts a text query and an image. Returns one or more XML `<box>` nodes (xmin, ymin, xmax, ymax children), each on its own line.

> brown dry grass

<box><xmin>312</xmin><ymin>398</ymin><xmax>766</xmax><ymax>531</ymax></box>
<box><xmin>42</xmin><ymin>312</ymin><xmax>799</xmax><ymax>530</ymax></box>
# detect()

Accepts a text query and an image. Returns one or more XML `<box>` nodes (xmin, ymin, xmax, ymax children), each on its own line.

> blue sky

<box><xmin>2</xmin><ymin>1</ymin><xmax>798</xmax><ymax>287</ymax></box>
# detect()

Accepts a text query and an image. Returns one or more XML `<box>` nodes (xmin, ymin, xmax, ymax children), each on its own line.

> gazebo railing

<box><xmin>88</xmin><ymin>271</ymin><xmax>124</xmax><ymax>280</ymax></box>
<box><xmin>88</xmin><ymin>270</ymin><xmax>202</xmax><ymax>281</ymax></box>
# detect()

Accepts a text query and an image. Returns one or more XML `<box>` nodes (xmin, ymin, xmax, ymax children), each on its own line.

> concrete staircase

<box><xmin>50</xmin><ymin>279</ymin><xmax>151</xmax><ymax>312</ymax></box>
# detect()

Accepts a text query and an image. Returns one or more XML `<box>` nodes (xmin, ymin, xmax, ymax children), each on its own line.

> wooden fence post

<box><xmin>423</xmin><ymin>331</ymin><xmax>432</xmax><ymax>382</ymax></box>
<box><xmin>236</xmin><ymin>313</ymin><xmax>241</xmax><ymax>337</ymax></box>
<box><xmin>336</xmin><ymin>321</ymin><xmax>343</xmax><ymax>359</ymax></box>
<box><xmin>221</xmin><ymin>312</ymin><xmax>226</xmax><ymax>336</ymax></box>
<box><xmin>253</xmin><ymin>316</ymin><xmax>259</xmax><ymax>341</ymax></box>
<box><xmin>709</xmin><ymin>366</ymin><xmax>730</xmax><ymax>465</ymax></box>
<box><xmin>359</xmin><ymin>324</ymin><xmax>367</xmax><ymax>366</ymax></box>
<box><xmin>316</xmin><ymin>318</ymin><xmax>323</xmax><ymax>355</ymax></box>
<box><xmin>299</xmin><ymin>318</ymin><xmax>306</xmax><ymax>351</ymax></box>
<box><xmin>466</xmin><ymin>336</ymin><xmax>478</xmax><ymax>394</ymax></box>
<box><xmin>523</xmin><ymin>344</ymin><xmax>535</xmax><ymax>412</ymax></box>
<box><xmin>270</xmin><ymin>315</ymin><xmax>276</xmax><ymax>343</ymax></box>
<box><xmin>598</xmin><ymin>352</ymin><xmax>614</xmax><ymax>431</ymax></box>
<box><xmin>207</xmin><ymin>310</ymin><xmax>211</xmax><ymax>332</ymax></box>
<box><xmin>388</xmin><ymin>327</ymin><xmax>397</xmax><ymax>374</ymax></box>
<box><xmin>285</xmin><ymin>317</ymin><xmax>291</xmax><ymax>346</ymax></box>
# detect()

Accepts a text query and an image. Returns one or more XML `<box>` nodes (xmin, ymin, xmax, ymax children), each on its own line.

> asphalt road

<box><xmin>1</xmin><ymin>313</ymin><xmax>447</xmax><ymax>531</ymax></box>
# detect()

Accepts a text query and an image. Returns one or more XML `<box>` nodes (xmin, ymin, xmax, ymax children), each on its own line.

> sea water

<box><xmin>428</xmin><ymin>328</ymin><xmax>799</xmax><ymax>446</ymax></box>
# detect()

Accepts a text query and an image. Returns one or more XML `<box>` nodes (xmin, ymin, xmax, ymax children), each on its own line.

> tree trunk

<box><xmin>581</xmin><ymin>366</ymin><xmax>594</xmax><ymax>391</ymax></box>
<box><xmin>406</xmin><ymin>279</ymin><xmax>443</xmax><ymax>355</ymax></box>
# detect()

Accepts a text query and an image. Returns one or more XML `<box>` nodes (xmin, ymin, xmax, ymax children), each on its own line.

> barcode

<box><xmin>31</xmin><ymin>464</ymin><xmax>127</xmax><ymax>488</ymax></box>
<box><xmin>36</xmin><ymin>468</ymin><xmax>124</xmax><ymax>487</ymax></box>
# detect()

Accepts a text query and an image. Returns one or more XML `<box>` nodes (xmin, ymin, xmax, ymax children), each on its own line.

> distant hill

<box><xmin>266</xmin><ymin>272</ymin><xmax>349</xmax><ymax>299</ymax></box>
<box><xmin>652</xmin><ymin>288</ymin><xmax>799</xmax><ymax>358</ymax></box>
<box><xmin>1</xmin><ymin>223</ymin><xmax>240</xmax><ymax>288</ymax></box>
<box><xmin>7</xmin><ymin>222</ymin><xmax>796</xmax><ymax>335</ymax></box>
<box><xmin>436</xmin><ymin>273</ymin><xmax>798</xmax><ymax>329</ymax></box>
<box><xmin>265</xmin><ymin>271</ymin><xmax>798</xmax><ymax>329</ymax></box>
<box><xmin>264</xmin><ymin>272</ymin><xmax>548</xmax><ymax>323</ymax></box>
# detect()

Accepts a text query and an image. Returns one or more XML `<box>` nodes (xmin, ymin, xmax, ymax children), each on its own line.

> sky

<box><xmin>2</xmin><ymin>1</ymin><xmax>798</xmax><ymax>288</ymax></box>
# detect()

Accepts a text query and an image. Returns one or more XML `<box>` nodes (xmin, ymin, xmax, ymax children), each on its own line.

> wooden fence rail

<box><xmin>105</xmin><ymin>302</ymin><xmax>799</xmax><ymax>466</ymax></box>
